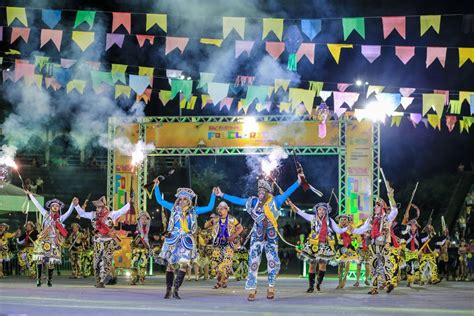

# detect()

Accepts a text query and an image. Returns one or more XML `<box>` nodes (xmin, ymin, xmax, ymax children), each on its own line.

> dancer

<box><xmin>215</xmin><ymin>171</ymin><xmax>303</xmax><ymax>301</ymax></box>
<box><xmin>17</xmin><ymin>221</ymin><xmax>38</xmax><ymax>277</ymax></box>
<box><xmin>130</xmin><ymin>210</ymin><xmax>152</xmax><ymax>285</ymax></box>
<box><xmin>353</xmin><ymin>231</ymin><xmax>371</xmax><ymax>287</ymax></box>
<box><xmin>400</xmin><ymin>219</ymin><xmax>427</xmax><ymax>287</ymax></box>
<box><xmin>67</xmin><ymin>223</ymin><xmax>84</xmax><ymax>279</ymax></box>
<box><xmin>419</xmin><ymin>223</ymin><xmax>446</xmax><ymax>285</ymax></box>
<box><xmin>0</xmin><ymin>223</ymin><xmax>19</xmax><ymax>278</ymax></box>
<box><xmin>194</xmin><ymin>227</ymin><xmax>212</xmax><ymax>281</ymax></box>
<box><xmin>352</xmin><ymin>187</ymin><xmax>399</xmax><ymax>295</ymax></box>
<box><xmin>206</xmin><ymin>201</ymin><xmax>243</xmax><ymax>289</ymax></box>
<box><xmin>74</xmin><ymin>196</ymin><xmax>131</xmax><ymax>288</ymax></box>
<box><xmin>27</xmin><ymin>191</ymin><xmax>75</xmax><ymax>287</ymax></box>
<box><xmin>334</xmin><ymin>214</ymin><xmax>359</xmax><ymax>289</ymax></box>
<box><xmin>288</xmin><ymin>201</ymin><xmax>348</xmax><ymax>293</ymax></box>
<box><xmin>153</xmin><ymin>179</ymin><xmax>216</xmax><ymax>299</ymax></box>
<box><xmin>80</xmin><ymin>228</ymin><xmax>94</xmax><ymax>278</ymax></box>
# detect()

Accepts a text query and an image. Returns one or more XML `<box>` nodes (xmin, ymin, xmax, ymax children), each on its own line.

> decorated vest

<box><xmin>309</xmin><ymin>216</ymin><xmax>336</xmax><ymax>246</ymax></box>
<box><xmin>368</xmin><ymin>213</ymin><xmax>393</xmax><ymax>245</ymax></box>
<box><xmin>91</xmin><ymin>211</ymin><xmax>114</xmax><ymax>238</ymax></box>
<box><xmin>211</xmin><ymin>214</ymin><xmax>239</xmax><ymax>246</ymax></box>
<box><xmin>245</xmin><ymin>196</ymin><xmax>279</xmax><ymax>242</ymax></box>
<box><xmin>167</xmin><ymin>206</ymin><xmax>198</xmax><ymax>235</ymax></box>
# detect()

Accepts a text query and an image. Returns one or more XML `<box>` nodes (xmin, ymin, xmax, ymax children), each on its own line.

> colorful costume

<box><xmin>208</xmin><ymin>205</ymin><xmax>243</xmax><ymax>288</ymax></box>
<box><xmin>353</xmin><ymin>196</ymin><xmax>399</xmax><ymax>295</ymax></box>
<box><xmin>195</xmin><ymin>229</ymin><xmax>212</xmax><ymax>280</ymax></box>
<box><xmin>221</xmin><ymin>176</ymin><xmax>300</xmax><ymax>300</ymax></box>
<box><xmin>29</xmin><ymin>193</ymin><xmax>74</xmax><ymax>287</ymax></box>
<box><xmin>67</xmin><ymin>223</ymin><xmax>84</xmax><ymax>278</ymax></box>
<box><xmin>75</xmin><ymin>196</ymin><xmax>130</xmax><ymax>287</ymax></box>
<box><xmin>130</xmin><ymin>210</ymin><xmax>152</xmax><ymax>285</ymax></box>
<box><xmin>233</xmin><ymin>244</ymin><xmax>249</xmax><ymax>281</ymax></box>
<box><xmin>0</xmin><ymin>223</ymin><xmax>16</xmax><ymax>278</ymax></box>
<box><xmin>17</xmin><ymin>222</ymin><xmax>38</xmax><ymax>277</ymax></box>
<box><xmin>400</xmin><ymin>220</ymin><xmax>428</xmax><ymax>286</ymax></box>
<box><xmin>154</xmin><ymin>184</ymin><xmax>215</xmax><ymax>299</ymax></box>
<box><xmin>334</xmin><ymin>214</ymin><xmax>359</xmax><ymax>289</ymax></box>
<box><xmin>293</xmin><ymin>203</ymin><xmax>347</xmax><ymax>292</ymax></box>
<box><xmin>80</xmin><ymin>230</ymin><xmax>94</xmax><ymax>277</ymax></box>
<box><xmin>354</xmin><ymin>232</ymin><xmax>372</xmax><ymax>287</ymax></box>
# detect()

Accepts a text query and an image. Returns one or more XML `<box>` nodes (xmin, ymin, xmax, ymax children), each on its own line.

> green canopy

<box><xmin>0</xmin><ymin>183</ymin><xmax>44</xmax><ymax>212</ymax></box>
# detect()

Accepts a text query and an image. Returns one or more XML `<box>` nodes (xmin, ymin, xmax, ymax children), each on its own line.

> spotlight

<box><xmin>355</xmin><ymin>80</ymin><xmax>362</xmax><ymax>86</ymax></box>
<box><xmin>365</xmin><ymin>81</ymin><xmax>369</xmax><ymax>85</ymax></box>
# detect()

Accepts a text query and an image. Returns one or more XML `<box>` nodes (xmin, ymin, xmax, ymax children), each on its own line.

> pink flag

<box><xmin>395</xmin><ymin>46</ymin><xmax>415</xmax><ymax>64</ymax></box>
<box><xmin>235</xmin><ymin>40</ymin><xmax>254</xmax><ymax>58</ymax></box>
<box><xmin>361</xmin><ymin>45</ymin><xmax>381</xmax><ymax>63</ymax></box>
<box><xmin>337</xmin><ymin>83</ymin><xmax>352</xmax><ymax>92</ymax></box>
<box><xmin>382</xmin><ymin>16</ymin><xmax>406</xmax><ymax>39</ymax></box>
<box><xmin>219</xmin><ymin>97</ymin><xmax>233</xmax><ymax>111</ymax></box>
<box><xmin>112</xmin><ymin>12</ymin><xmax>131</xmax><ymax>34</ymax></box>
<box><xmin>105</xmin><ymin>33</ymin><xmax>125</xmax><ymax>50</ymax></box>
<box><xmin>60</xmin><ymin>58</ymin><xmax>77</xmax><ymax>68</ymax></box>
<box><xmin>45</xmin><ymin>77</ymin><xmax>61</xmax><ymax>91</ymax></box>
<box><xmin>399</xmin><ymin>87</ymin><xmax>416</xmax><ymax>97</ymax></box>
<box><xmin>15</xmin><ymin>62</ymin><xmax>34</xmax><ymax>81</ymax></box>
<box><xmin>426</xmin><ymin>47</ymin><xmax>447</xmax><ymax>68</ymax></box>
<box><xmin>265</xmin><ymin>42</ymin><xmax>285</xmax><ymax>59</ymax></box>
<box><xmin>445</xmin><ymin>116</ymin><xmax>457</xmax><ymax>132</ymax></box>
<box><xmin>434</xmin><ymin>89</ymin><xmax>450</xmax><ymax>105</ymax></box>
<box><xmin>410</xmin><ymin>113</ymin><xmax>422</xmax><ymax>127</ymax></box>
<box><xmin>165</xmin><ymin>37</ymin><xmax>189</xmax><ymax>55</ymax></box>
<box><xmin>136</xmin><ymin>35</ymin><xmax>154</xmax><ymax>47</ymax></box>
<box><xmin>40</xmin><ymin>29</ymin><xmax>62</xmax><ymax>50</ymax></box>
<box><xmin>296</xmin><ymin>43</ymin><xmax>315</xmax><ymax>63</ymax></box>
<box><xmin>334</xmin><ymin>107</ymin><xmax>347</xmax><ymax>118</ymax></box>
<box><xmin>11</xmin><ymin>27</ymin><xmax>30</xmax><ymax>43</ymax></box>
<box><xmin>333</xmin><ymin>92</ymin><xmax>360</xmax><ymax>114</ymax></box>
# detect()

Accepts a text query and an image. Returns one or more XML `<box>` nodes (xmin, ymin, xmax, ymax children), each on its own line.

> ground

<box><xmin>1</xmin><ymin>276</ymin><xmax>473</xmax><ymax>316</ymax></box>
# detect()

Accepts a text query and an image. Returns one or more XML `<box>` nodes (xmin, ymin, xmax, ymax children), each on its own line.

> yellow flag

<box><xmin>72</xmin><ymin>31</ymin><xmax>95</xmax><ymax>51</ymax></box>
<box><xmin>262</xmin><ymin>18</ymin><xmax>284</xmax><ymax>41</ymax></box>
<box><xmin>115</xmin><ymin>85</ymin><xmax>131</xmax><ymax>99</ymax></box>
<box><xmin>138</xmin><ymin>66</ymin><xmax>154</xmax><ymax>84</ymax></box>
<box><xmin>459</xmin><ymin>48</ymin><xmax>474</xmax><ymax>67</ymax></box>
<box><xmin>449</xmin><ymin>100</ymin><xmax>462</xmax><ymax>114</ymax></box>
<box><xmin>390</xmin><ymin>115</ymin><xmax>403</xmax><ymax>127</ymax></box>
<box><xmin>187</xmin><ymin>96</ymin><xmax>198</xmax><ymax>110</ymax></box>
<box><xmin>223</xmin><ymin>17</ymin><xmax>245</xmax><ymax>39</ymax></box>
<box><xmin>327</xmin><ymin>44</ymin><xmax>353</xmax><ymax>64</ymax></box>
<box><xmin>422</xmin><ymin>93</ymin><xmax>445</xmax><ymax>116</ymax></box>
<box><xmin>274</xmin><ymin>79</ymin><xmax>290</xmax><ymax>92</ymax></box>
<box><xmin>201</xmin><ymin>95</ymin><xmax>211</xmax><ymax>109</ymax></box>
<box><xmin>34</xmin><ymin>74</ymin><xmax>43</xmax><ymax>89</ymax></box>
<box><xmin>279</xmin><ymin>102</ymin><xmax>292</xmax><ymax>113</ymax></box>
<box><xmin>7</xmin><ymin>7</ymin><xmax>28</xmax><ymax>27</ymax></box>
<box><xmin>367</xmin><ymin>85</ymin><xmax>385</xmax><ymax>97</ymax></box>
<box><xmin>459</xmin><ymin>91</ymin><xmax>474</xmax><ymax>104</ymax></box>
<box><xmin>420</xmin><ymin>15</ymin><xmax>441</xmax><ymax>36</ymax></box>
<box><xmin>146</xmin><ymin>14</ymin><xmax>167</xmax><ymax>32</ymax></box>
<box><xmin>427</xmin><ymin>114</ymin><xmax>441</xmax><ymax>130</ymax></box>
<box><xmin>200</xmin><ymin>38</ymin><xmax>223</xmax><ymax>47</ymax></box>
<box><xmin>289</xmin><ymin>88</ymin><xmax>316</xmax><ymax>114</ymax></box>
<box><xmin>66</xmin><ymin>80</ymin><xmax>86</xmax><ymax>94</ymax></box>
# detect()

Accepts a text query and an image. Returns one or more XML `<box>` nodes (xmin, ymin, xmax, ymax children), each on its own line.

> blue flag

<box><xmin>301</xmin><ymin>19</ymin><xmax>321</xmax><ymax>40</ymax></box>
<box><xmin>42</xmin><ymin>9</ymin><xmax>62</xmax><ymax>29</ymax></box>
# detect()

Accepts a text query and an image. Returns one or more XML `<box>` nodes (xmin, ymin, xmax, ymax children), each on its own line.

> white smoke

<box><xmin>0</xmin><ymin>145</ymin><xmax>18</xmax><ymax>168</ymax></box>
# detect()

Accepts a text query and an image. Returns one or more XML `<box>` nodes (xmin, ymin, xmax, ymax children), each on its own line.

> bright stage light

<box><xmin>242</xmin><ymin>116</ymin><xmax>258</xmax><ymax>134</ymax></box>
<box><xmin>355</xmin><ymin>80</ymin><xmax>362</xmax><ymax>86</ymax></box>
<box><xmin>363</xmin><ymin>101</ymin><xmax>387</xmax><ymax>122</ymax></box>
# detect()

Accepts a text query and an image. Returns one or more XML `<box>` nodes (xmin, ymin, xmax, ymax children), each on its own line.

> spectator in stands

<box><xmin>448</xmin><ymin>240</ymin><xmax>459</xmax><ymax>281</ymax></box>
<box><xmin>458</xmin><ymin>216</ymin><xmax>467</xmax><ymax>239</ymax></box>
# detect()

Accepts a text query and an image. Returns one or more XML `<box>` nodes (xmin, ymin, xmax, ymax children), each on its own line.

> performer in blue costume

<box><xmin>153</xmin><ymin>178</ymin><xmax>216</xmax><ymax>299</ymax></box>
<box><xmin>214</xmin><ymin>171</ymin><xmax>304</xmax><ymax>301</ymax></box>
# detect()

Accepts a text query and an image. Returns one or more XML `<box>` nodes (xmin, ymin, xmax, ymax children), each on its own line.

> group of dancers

<box><xmin>0</xmin><ymin>165</ymin><xmax>449</xmax><ymax>301</ymax></box>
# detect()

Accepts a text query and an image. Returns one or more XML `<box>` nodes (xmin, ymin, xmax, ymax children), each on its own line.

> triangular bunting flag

<box><xmin>165</xmin><ymin>37</ymin><xmax>189</xmax><ymax>55</ymax></box>
<box><xmin>426</xmin><ymin>47</ymin><xmax>447</xmax><ymax>68</ymax></box>
<box><xmin>301</xmin><ymin>19</ymin><xmax>321</xmax><ymax>40</ymax></box>
<box><xmin>361</xmin><ymin>45</ymin><xmax>381</xmax><ymax>63</ymax></box>
<box><xmin>391</xmin><ymin>114</ymin><xmax>403</xmax><ymax>127</ymax></box>
<box><xmin>410</xmin><ymin>113</ymin><xmax>422</xmax><ymax>127</ymax></box>
<box><xmin>219</xmin><ymin>97</ymin><xmax>233</xmax><ymax>111</ymax></box>
<box><xmin>200</xmin><ymin>38</ymin><xmax>223</xmax><ymax>47</ymax></box>
<box><xmin>146</xmin><ymin>14</ymin><xmax>167</xmax><ymax>32</ymax></box>
<box><xmin>459</xmin><ymin>91</ymin><xmax>474</xmax><ymax>104</ymax></box>
<box><xmin>105</xmin><ymin>33</ymin><xmax>125</xmax><ymax>50</ymax></box>
<box><xmin>395</xmin><ymin>46</ymin><xmax>415</xmax><ymax>64</ymax></box>
<box><xmin>434</xmin><ymin>89</ymin><xmax>450</xmax><ymax>105</ymax></box>
<box><xmin>66</xmin><ymin>80</ymin><xmax>86</xmax><ymax>94</ymax></box>
<box><xmin>235</xmin><ymin>40</ymin><xmax>254</xmax><ymax>58</ymax></box>
<box><xmin>459</xmin><ymin>48</ymin><xmax>474</xmax><ymax>67</ymax></box>
<box><xmin>34</xmin><ymin>56</ymin><xmax>50</xmax><ymax>71</ymax></box>
<box><xmin>201</xmin><ymin>95</ymin><xmax>212</xmax><ymax>109</ymax></box>
<box><xmin>223</xmin><ymin>17</ymin><xmax>245</xmax><ymax>39</ymax></box>
<box><xmin>319</xmin><ymin>90</ymin><xmax>332</xmax><ymax>101</ymax></box>
<box><xmin>42</xmin><ymin>9</ymin><xmax>61</xmax><ymax>29</ymax></box>
<box><xmin>262</xmin><ymin>18</ymin><xmax>284</xmax><ymax>41</ymax></box>
<box><xmin>449</xmin><ymin>99</ymin><xmax>462</xmax><ymax>114</ymax></box>
<box><xmin>170</xmin><ymin>79</ymin><xmax>193</xmax><ymax>101</ymax></box>
<box><xmin>72</xmin><ymin>31</ymin><xmax>95</xmax><ymax>51</ymax></box>
<box><xmin>111</xmin><ymin>64</ymin><xmax>127</xmax><ymax>83</ymax></box>
<box><xmin>207</xmin><ymin>82</ymin><xmax>229</xmax><ymax>104</ymax></box>
<box><xmin>446</xmin><ymin>116</ymin><xmax>457</xmax><ymax>132</ymax></box>
<box><xmin>289</xmin><ymin>88</ymin><xmax>316</xmax><ymax>114</ymax></box>
<box><xmin>138</xmin><ymin>66</ymin><xmax>154</xmax><ymax>86</ymax></box>
<box><xmin>427</xmin><ymin>114</ymin><xmax>441</xmax><ymax>130</ymax></box>
<box><xmin>197</xmin><ymin>72</ymin><xmax>215</xmax><ymax>89</ymax></box>
<box><xmin>112</xmin><ymin>12</ymin><xmax>131</xmax><ymax>34</ymax></box>
<box><xmin>40</xmin><ymin>29</ymin><xmax>62</xmax><ymax>50</ymax></box>
<box><xmin>7</xmin><ymin>7</ymin><xmax>28</xmax><ymax>27</ymax></box>
<box><xmin>399</xmin><ymin>87</ymin><xmax>416</xmax><ymax>97</ymax></box>
<box><xmin>265</xmin><ymin>42</ymin><xmax>286</xmax><ymax>59</ymax></box>
<box><xmin>296</xmin><ymin>43</ymin><xmax>315</xmax><ymax>64</ymax></box>
<box><xmin>115</xmin><ymin>84</ymin><xmax>131</xmax><ymax>99</ymax></box>
<box><xmin>337</xmin><ymin>83</ymin><xmax>352</xmax><ymax>92</ymax></box>
<box><xmin>333</xmin><ymin>92</ymin><xmax>360</xmax><ymax>114</ymax></box>
<box><xmin>420</xmin><ymin>15</ymin><xmax>441</xmax><ymax>36</ymax></box>
<box><xmin>400</xmin><ymin>97</ymin><xmax>414</xmax><ymax>109</ymax></box>
<box><xmin>422</xmin><ymin>93</ymin><xmax>445</xmax><ymax>116</ymax></box>
<box><xmin>274</xmin><ymin>79</ymin><xmax>290</xmax><ymax>92</ymax></box>
<box><xmin>136</xmin><ymin>35</ymin><xmax>154</xmax><ymax>47</ymax></box>
<box><xmin>11</xmin><ymin>27</ymin><xmax>30</xmax><ymax>43</ymax></box>
<box><xmin>279</xmin><ymin>102</ymin><xmax>292</xmax><ymax>113</ymax></box>
<box><xmin>309</xmin><ymin>81</ymin><xmax>324</xmax><ymax>96</ymax></box>
<box><xmin>367</xmin><ymin>85</ymin><xmax>385</xmax><ymax>97</ymax></box>
<box><xmin>137</xmin><ymin>88</ymin><xmax>152</xmax><ymax>104</ymax></box>
<box><xmin>382</xmin><ymin>16</ymin><xmax>406</xmax><ymax>39</ymax></box>
<box><xmin>159</xmin><ymin>90</ymin><xmax>172</xmax><ymax>106</ymax></box>
<box><xmin>327</xmin><ymin>44</ymin><xmax>353</xmax><ymax>64</ymax></box>
<box><xmin>342</xmin><ymin>17</ymin><xmax>365</xmax><ymax>40</ymax></box>
<box><xmin>245</xmin><ymin>85</ymin><xmax>270</xmax><ymax>106</ymax></box>
<box><xmin>15</xmin><ymin>62</ymin><xmax>35</xmax><ymax>81</ymax></box>
<box><xmin>129</xmin><ymin>75</ymin><xmax>150</xmax><ymax>95</ymax></box>
<box><xmin>74</xmin><ymin>11</ymin><xmax>96</xmax><ymax>30</ymax></box>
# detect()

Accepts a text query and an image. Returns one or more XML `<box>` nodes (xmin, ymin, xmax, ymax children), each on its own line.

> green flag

<box><xmin>342</xmin><ymin>17</ymin><xmax>365</xmax><ymax>40</ymax></box>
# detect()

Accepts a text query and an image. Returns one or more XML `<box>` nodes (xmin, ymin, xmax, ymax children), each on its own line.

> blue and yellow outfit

<box><xmin>222</xmin><ymin>181</ymin><xmax>300</xmax><ymax>291</ymax></box>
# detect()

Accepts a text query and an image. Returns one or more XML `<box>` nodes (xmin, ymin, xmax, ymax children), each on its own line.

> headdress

<box><xmin>45</xmin><ymin>198</ymin><xmax>65</xmax><ymax>210</ymax></box>
<box><xmin>335</xmin><ymin>213</ymin><xmax>353</xmax><ymax>222</ymax></box>
<box><xmin>175</xmin><ymin>188</ymin><xmax>197</xmax><ymax>200</ymax></box>
<box><xmin>0</xmin><ymin>223</ymin><xmax>9</xmax><ymax>230</ymax></box>
<box><xmin>92</xmin><ymin>196</ymin><xmax>108</xmax><ymax>208</ymax></box>
<box><xmin>24</xmin><ymin>221</ymin><xmax>35</xmax><ymax>228</ymax></box>
<box><xmin>313</xmin><ymin>202</ymin><xmax>332</xmax><ymax>215</ymax></box>
<box><xmin>257</xmin><ymin>175</ymin><xmax>273</xmax><ymax>193</ymax></box>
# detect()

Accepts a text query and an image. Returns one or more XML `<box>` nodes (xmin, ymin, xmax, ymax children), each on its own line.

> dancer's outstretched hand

<box><xmin>213</xmin><ymin>187</ymin><xmax>223</xmax><ymax>197</ymax></box>
<box><xmin>153</xmin><ymin>177</ymin><xmax>160</xmax><ymax>185</ymax></box>
<box><xmin>72</xmin><ymin>197</ymin><xmax>79</xmax><ymax>206</ymax></box>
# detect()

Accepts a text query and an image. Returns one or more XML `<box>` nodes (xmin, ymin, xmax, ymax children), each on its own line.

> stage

<box><xmin>1</xmin><ymin>276</ymin><xmax>472</xmax><ymax>315</ymax></box>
